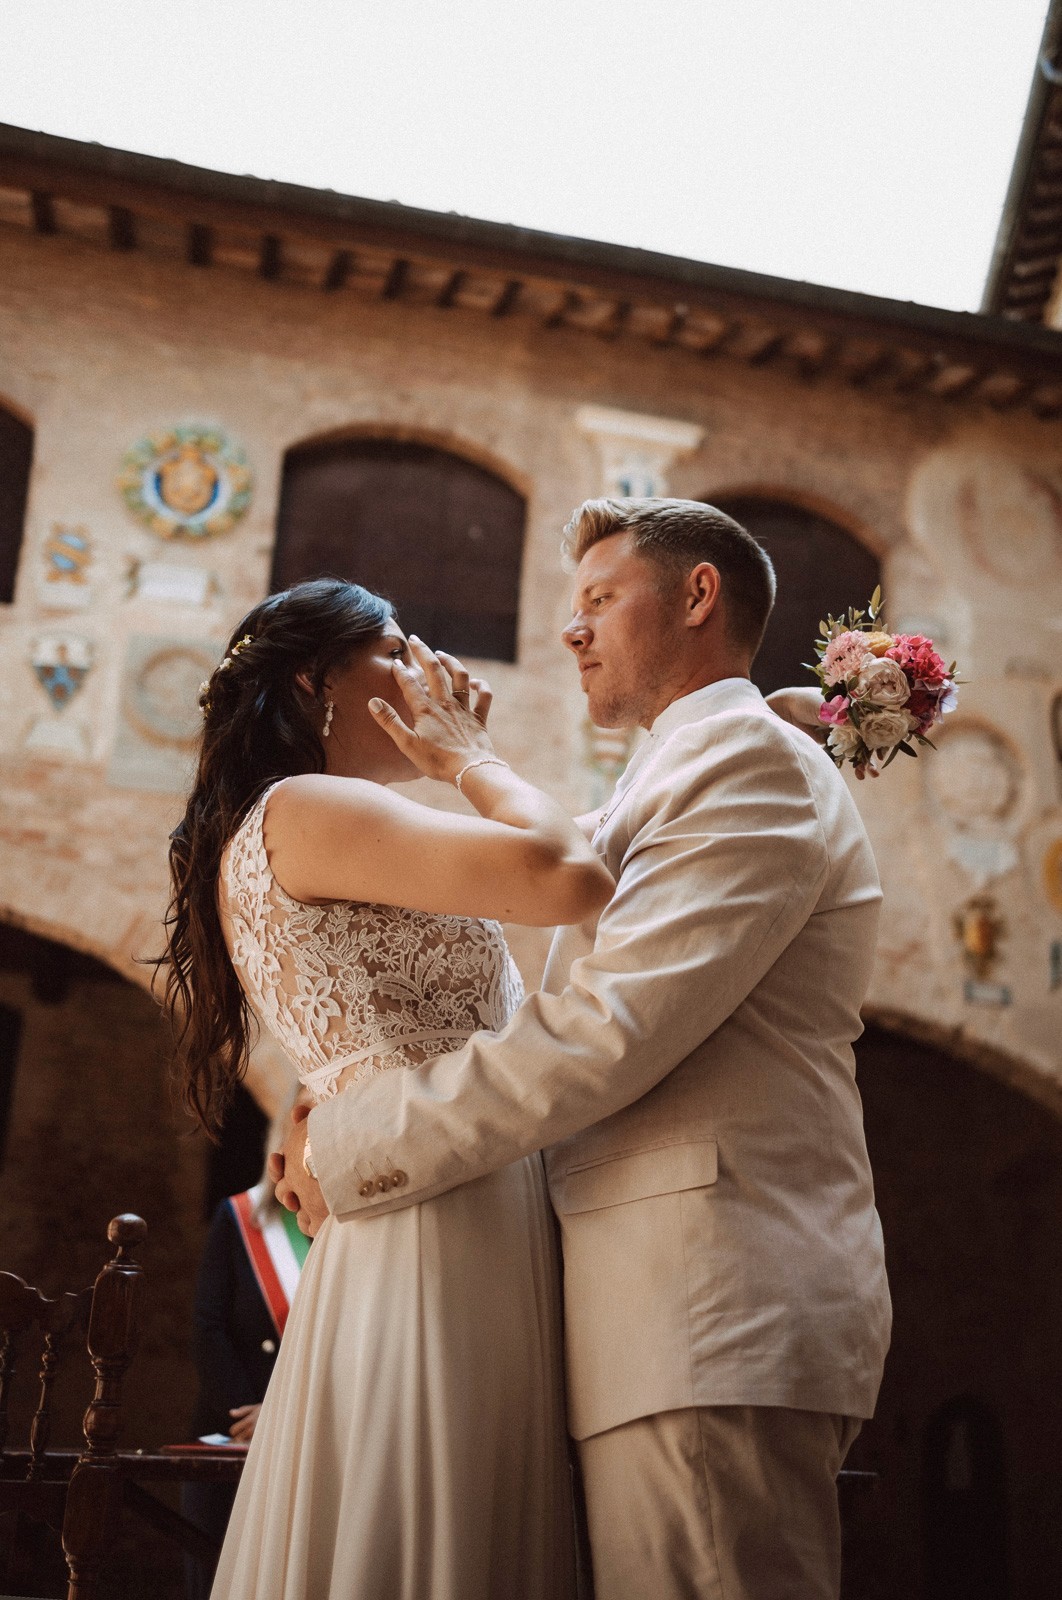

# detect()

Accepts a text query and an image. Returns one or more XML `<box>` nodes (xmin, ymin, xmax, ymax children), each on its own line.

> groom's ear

<box><xmin>684</xmin><ymin>562</ymin><xmax>722</xmax><ymax>628</ymax></box>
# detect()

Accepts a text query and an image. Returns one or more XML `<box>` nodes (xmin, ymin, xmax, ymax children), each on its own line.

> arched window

<box><xmin>848</xmin><ymin>1023</ymin><xmax>1061</xmax><ymax>1593</ymax></box>
<box><xmin>272</xmin><ymin>438</ymin><xmax>527</xmax><ymax>662</ymax></box>
<box><xmin>709</xmin><ymin>496</ymin><xmax>881</xmax><ymax>697</ymax></box>
<box><xmin>0</xmin><ymin>404</ymin><xmax>33</xmax><ymax>605</ymax></box>
<box><xmin>0</xmin><ymin>918</ymin><xmax>203</xmax><ymax>1450</ymax></box>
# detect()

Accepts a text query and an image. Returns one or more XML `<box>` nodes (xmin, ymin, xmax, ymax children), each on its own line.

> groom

<box><xmin>277</xmin><ymin>497</ymin><xmax>891</xmax><ymax>1600</ymax></box>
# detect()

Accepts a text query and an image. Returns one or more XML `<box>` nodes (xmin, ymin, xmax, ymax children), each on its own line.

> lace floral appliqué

<box><xmin>219</xmin><ymin>783</ymin><xmax>524</xmax><ymax>1103</ymax></box>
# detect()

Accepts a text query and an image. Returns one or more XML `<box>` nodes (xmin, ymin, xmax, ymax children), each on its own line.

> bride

<box><xmin>160</xmin><ymin>576</ymin><xmax>612</xmax><ymax>1600</ymax></box>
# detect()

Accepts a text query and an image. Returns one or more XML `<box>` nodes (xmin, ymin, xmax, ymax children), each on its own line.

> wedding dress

<box><xmin>209</xmin><ymin>782</ymin><xmax>575</xmax><ymax>1600</ymax></box>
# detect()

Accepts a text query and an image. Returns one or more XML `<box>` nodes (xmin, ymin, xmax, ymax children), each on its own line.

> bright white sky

<box><xmin>0</xmin><ymin>0</ymin><xmax>1050</xmax><ymax>311</ymax></box>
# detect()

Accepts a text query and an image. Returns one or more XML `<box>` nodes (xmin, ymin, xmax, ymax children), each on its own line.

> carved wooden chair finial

<box><xmin>0</xmin><ymin>1214</ymin><xmax>147</xmax><ymax>1600</ymax></box>
<box><xmin>62</xmin><ymin>1215</ymin><xmax>147</xmax><ymax>1597</ymax></box>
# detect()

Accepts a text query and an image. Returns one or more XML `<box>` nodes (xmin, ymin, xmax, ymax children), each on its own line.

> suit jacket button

<box><xmin>261</xmin><ymin>1338</ymin><xmax>276</xmax><ymax>1354</ymax></box>
<box><xmin>358</xmin><ymin>1180</ymin><xmax>375</xmax><ymax>1198</ymax></box>
<box><xmin>375</xmin><ymin>1177</ymin><xmax>390</xmax><ymax>1193</ymax></box>
<box><xmin>391</xmin><ymin>1171</ymin><xmax>407</xmax><ymax>1188</ymax></box>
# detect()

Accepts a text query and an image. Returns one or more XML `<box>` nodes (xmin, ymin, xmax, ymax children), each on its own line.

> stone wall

<box><xmin>0</xmin><ymin>220</ymin><xmax>1060</xmax><ymax>1114</ymax></box>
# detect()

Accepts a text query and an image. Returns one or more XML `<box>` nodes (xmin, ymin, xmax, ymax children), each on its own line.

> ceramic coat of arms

<box><xmin>117</xmin><ymin>426</ymin><xmax>253</xmax><ymax>540</ymax></box>
<box><xmin>32</xmin><ymin>634</ymin><xmax>93</xmax><ymax>709</ymax></box>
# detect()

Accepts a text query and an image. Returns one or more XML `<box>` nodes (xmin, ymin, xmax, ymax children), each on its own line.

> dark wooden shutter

<box><xmin>846</xmin><ymin>1023</ymin><xmax>1062</xmax><ymax>1597</ymax></box>
<box><xmin>710</xmin><ymin>496</ymin><xmax>881</xmax><ymax>696</ymax></box>
<box><xmin>272</xmin><ymin>439</ymin><xmax>526</xmax><ymax>662</ymax></box>
<box><xmin>0</xmin><ymin>406</ymin><xmax>33</xmax><ymax>605</ymax></box>
<box><xmin>0</xmin><ymin>1003</ymin><xmax>22</xmax><ymax>1168</ymax></box>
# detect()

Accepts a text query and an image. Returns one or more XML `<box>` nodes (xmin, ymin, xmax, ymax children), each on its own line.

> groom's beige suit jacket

<box><xmin>311</xmin><ymin>678</ymin><xmax>892</xmax><ymax>1441</ymax></box>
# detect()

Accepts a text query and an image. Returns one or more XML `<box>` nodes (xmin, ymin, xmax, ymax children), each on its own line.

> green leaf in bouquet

<box><xmin>869</xmin><ymin>585</ymin><xmax>882</xmax><ymax>617</ymax></box>
<box><xmin>880</xmin><ymin>742</ymin><xmax>911</xmax><ymax>769</ymax></box>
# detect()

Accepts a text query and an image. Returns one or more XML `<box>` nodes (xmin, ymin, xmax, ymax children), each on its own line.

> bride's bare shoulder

<box><xmin>264</xmin><ymin>772</ymin><xmax>402</xmax><ymax>834</ymax></box>
<box><xmin>262</xmin><ymin>775</ymin><xmax>422</xmax><ymax>903</ymax></box>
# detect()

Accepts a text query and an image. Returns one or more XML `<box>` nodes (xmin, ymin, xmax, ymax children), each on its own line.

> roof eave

<box><xmin>982</xmin><ymin>0</ymin><xmax>1062</xmax><ymax>318</ymax></box>
<box><xmin>3</xmin><ymin>121</ymin><xmax>1062</xmax><ymax>413</ymax></box>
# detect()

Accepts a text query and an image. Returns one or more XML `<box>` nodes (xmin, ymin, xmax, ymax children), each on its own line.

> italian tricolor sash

<box><xmin>229</xmin><ymin>1185</ymin><xmax>308</xmax><ymax>1337</ymax></box>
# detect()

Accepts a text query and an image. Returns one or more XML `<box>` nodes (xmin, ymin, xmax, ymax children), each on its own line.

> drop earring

<box><xmin>322</xmin><ymin>697</ymin><xmax>335</xmax><ymax>738</ymax></box>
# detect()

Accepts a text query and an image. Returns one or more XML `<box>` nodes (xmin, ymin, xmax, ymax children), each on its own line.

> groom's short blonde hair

<box><xmin>562</xmin><ymin>497</ymin><xmax>776</xmax><ymax>657</ymax></box>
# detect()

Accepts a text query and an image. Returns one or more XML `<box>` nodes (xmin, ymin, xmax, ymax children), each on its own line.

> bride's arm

<box><xmin>265</xmin><ymin>641</ymin><xmax>613</xmax><ymax>928</ymax></box>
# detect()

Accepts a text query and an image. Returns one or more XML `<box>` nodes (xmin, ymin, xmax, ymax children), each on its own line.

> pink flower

<box><xmin>906</xmin><ymin>688</ymin><xmax>936</xmax><ymax>720</ymax></box>
<box><xmin>821</xmin><ymin>631</ymin><xmax>873</xmax><ymax>687</ymax></box>
<box><xmin>906</xmin><ymin>687</ymin><xmax>945</xmax><ymax>735</ymax></box>
<box><xmin>818</xmin><ymin>695</ymin><xmax>851</xmax><ymax>727</ymax></box>
<box><xmin>886</xmin><ymin>634</ymin><xmax>948</xmax><ymax>688</ymax></box>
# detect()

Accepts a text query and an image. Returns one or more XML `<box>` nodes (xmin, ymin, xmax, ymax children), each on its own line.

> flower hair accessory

<box><xmin>198</xmin><ymin>634</ymin><xmax>255</xmax><ymax>716</ymax></box>
<box><xmin>808</xmin><ymin>589</ymin><xmax>959</xmax><ymax>778</ymax></box>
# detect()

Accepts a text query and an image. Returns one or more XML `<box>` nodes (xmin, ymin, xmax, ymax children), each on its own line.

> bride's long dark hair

<box><xmin>158</xmin><ymin>577</ymin><xmax>393</xmax><ymax>1136</ymax></box>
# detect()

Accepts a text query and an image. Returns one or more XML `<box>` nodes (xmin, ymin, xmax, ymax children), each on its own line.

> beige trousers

<box><xmin>576</xmin><ymin>1405</ymin><xmax>862</xmax><ymax>1600</ymax></box>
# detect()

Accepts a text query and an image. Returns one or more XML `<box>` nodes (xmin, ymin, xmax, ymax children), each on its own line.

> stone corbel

<box><xmin>575</xmin><ymin>404</ymin><xmax>704</xmax><ymax>498</ymax></box>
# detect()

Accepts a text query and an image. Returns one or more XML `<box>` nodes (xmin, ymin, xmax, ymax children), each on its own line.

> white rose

<box><xmin>858</xmin><ymin>708</ymin><xmax>912</xmax><ymax>752</ymax></box>
<box><xmin>851</xmin><ymin>657</ymin><xmax>910</xmax><ymax>707</ymax></box>
<box><xmin>827</xmin><ymin>724</ymin><xmax>863</xmax><ymax>761</ymax></box>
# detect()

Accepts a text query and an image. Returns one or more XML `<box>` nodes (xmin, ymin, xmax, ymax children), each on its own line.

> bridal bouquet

<box><xmin>810</xmin><ymin>589</ymin><xmax>958</xmax><ymax>777</ymax></box>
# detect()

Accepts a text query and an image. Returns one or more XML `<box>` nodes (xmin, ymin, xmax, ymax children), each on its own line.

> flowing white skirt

<box><xmin>210</xmin><ymin>1154</ymin><xmax>576</xmax><ymax>1600</ymax></box>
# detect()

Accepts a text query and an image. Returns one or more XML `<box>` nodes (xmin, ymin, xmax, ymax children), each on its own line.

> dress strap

<box><xmin>220</xmin><ymin>780</ymin><xmax>285</xmax><ymax>902</ymax></box>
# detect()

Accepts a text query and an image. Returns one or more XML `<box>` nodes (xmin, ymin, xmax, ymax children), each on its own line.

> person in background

<box><xmin>183</xmin><ymin>1091</ymin><xmax>310</xmax><ymax>1600</ymax></box>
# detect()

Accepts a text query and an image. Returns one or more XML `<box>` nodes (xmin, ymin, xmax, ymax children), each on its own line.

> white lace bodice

<box><xmin>218</xmin><ymin>782</ymin><xmax>524</xmax><ymax>1103</ymax></box>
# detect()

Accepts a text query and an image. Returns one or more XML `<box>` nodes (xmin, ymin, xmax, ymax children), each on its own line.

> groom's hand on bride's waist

<box><xmin>272</xmin><ymin>1104</ymin><xmax>329</xmax><ymax>1237</ymax></box>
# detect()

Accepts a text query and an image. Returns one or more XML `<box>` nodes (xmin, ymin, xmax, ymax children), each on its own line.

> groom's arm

<box><xmin>310</xmin><ymin>718</ymin><xmax>832</xmax><ymax>1218</ymax></box>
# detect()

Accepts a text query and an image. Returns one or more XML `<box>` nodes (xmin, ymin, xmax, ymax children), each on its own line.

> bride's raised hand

<box><xmin>435</xmin><ymin>650</ymin><xmax>492</xmax><ymax>727</ymax></box>
<box><xmin>368</xmin><ymin>635</ymin><xmax>496</xmax><ymax>783</ymax></box>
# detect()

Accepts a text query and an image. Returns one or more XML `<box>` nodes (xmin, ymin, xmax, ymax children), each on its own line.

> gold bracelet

<box><xmin>454</xmin><ymin>756</ymin><xmax>509</xmax><ymax>797</ymax></box>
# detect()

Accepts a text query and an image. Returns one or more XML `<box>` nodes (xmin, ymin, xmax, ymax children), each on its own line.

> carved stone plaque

<box><xmin>108</xmin><ymin>634</ymin><xmax>218</xmax><ymax>794</ymax></box>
